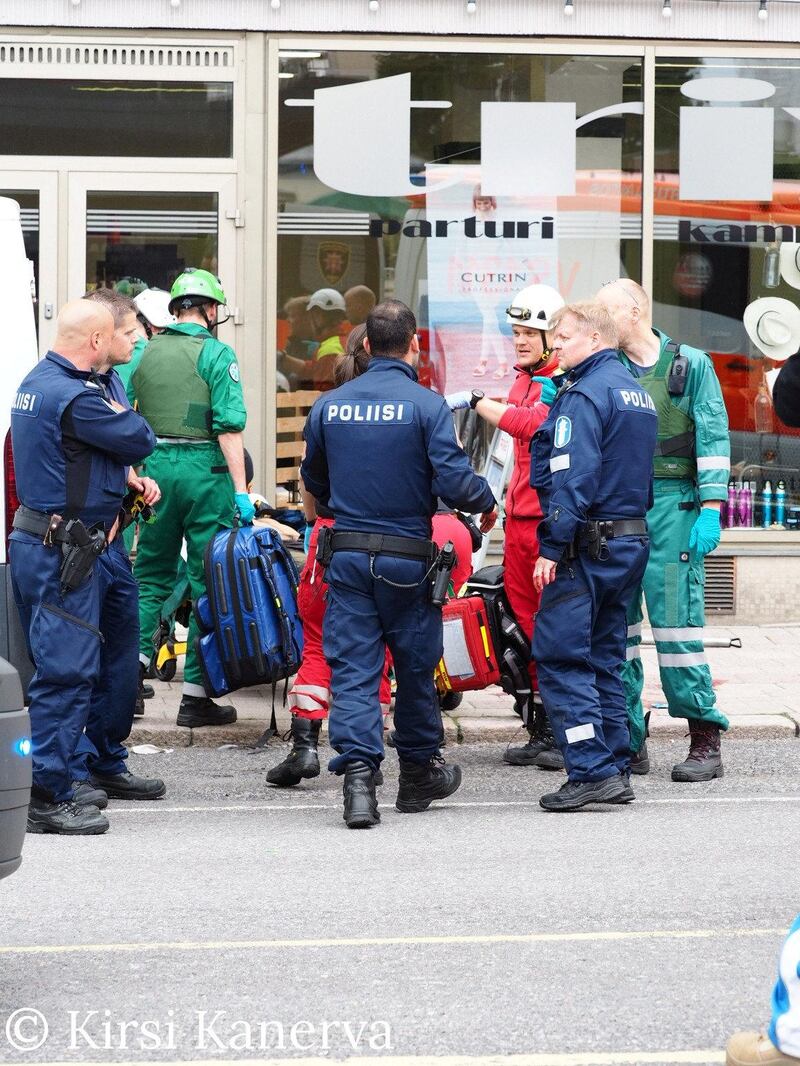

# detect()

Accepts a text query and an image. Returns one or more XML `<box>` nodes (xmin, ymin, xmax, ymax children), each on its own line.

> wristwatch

<box><xmin>469</xmin><ymin>389</ymin><xmax>485</xmax><ymax>410</ymax></box>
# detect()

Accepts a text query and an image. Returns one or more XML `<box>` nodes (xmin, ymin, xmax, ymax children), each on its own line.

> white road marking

<box><xmin>104</xmin><ymin>795</ymin><xmax>800</xmax><ymax>815</ymax></box>
<box><xmin>0</xmin><ymin>926</ymin><xmax>783</xmax><ymax>956</ymax></box>
<box><xmin>24</xmin><ymin>1050</ymin><xmax>727</xmax><ymax>1065</ymax></box>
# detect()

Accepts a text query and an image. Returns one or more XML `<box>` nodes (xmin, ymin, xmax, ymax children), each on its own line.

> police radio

<box><xmin>667</xmin><ymin>342</ymin><xmax>688</xmax><ymax>397</ymax></box>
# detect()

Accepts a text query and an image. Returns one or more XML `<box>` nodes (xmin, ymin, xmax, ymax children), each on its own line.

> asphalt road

<box><xmin>1</xmin><ymin>736</ymin><xmax>799</xmax><ymax>1066</ymax></box>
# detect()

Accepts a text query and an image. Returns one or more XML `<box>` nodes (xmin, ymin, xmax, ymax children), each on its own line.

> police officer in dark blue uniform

<box><xmin>530</xmin><ymin>301</ymin><xmax>657</xmax><ymax>812</ymax></box>
<box><xmin>68</xmin><ymin>288</ymin><xmax>166</xmax><ymax>805</ymax></box>
<box><xmin>301</xmin><ymin>300</ymin><xmax>496</xmax><ymax>829</ymax></box>
<box><xmin>10</xmin><ymin>299</ymin><xmax>156</xmax><ymax>835</ymax></box>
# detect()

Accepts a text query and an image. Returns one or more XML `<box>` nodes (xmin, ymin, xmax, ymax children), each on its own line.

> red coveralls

<box><xmin>289</xmin><ymin>513</ymin><xmax>473</xmax><ymax>719</ymax></box>
<box><xmin>496</xmin><ymin>357</ymin><xmax>560</xmax><ymax>692</ymax></box>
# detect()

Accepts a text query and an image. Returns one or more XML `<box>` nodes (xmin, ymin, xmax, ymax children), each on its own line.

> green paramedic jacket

<box><xmin>619</xmin><ymin>329</ymin><xmax>730</xmax><ymax>503</ymax></box>
<box><xmin>130</xmin><ymin>322</ymin><xmax>247</xmax><ymax>439</ymax></box>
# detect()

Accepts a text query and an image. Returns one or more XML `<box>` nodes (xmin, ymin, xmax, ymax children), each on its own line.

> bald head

<box><xmin>345</xmin><ymin>285</ymin><xmax>377</xmax><ymax>326</ymax></box>
<box><xmin>53</xmin><ymin>299</ymin><xmax>115</xmax><ymax>371</ymax></box>
<box><xmin>596</xmin><ymin>278</ymin><xmax>651</xmax><ymax>348</ymax></box>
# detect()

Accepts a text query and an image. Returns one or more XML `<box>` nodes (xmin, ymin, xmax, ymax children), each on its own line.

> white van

<box><xmin>0</xmin><ymin>196</ymin><xmax>39</xmax><ymax>690</ymax></box>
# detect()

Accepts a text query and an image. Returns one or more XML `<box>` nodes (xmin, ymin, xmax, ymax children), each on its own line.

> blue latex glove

<box><xmin>303</xmin><ymin>523</ymin><xmax>314</xmax><ymax>553</ymax></box>
<box><xmin>530</xmin><ymin>376</ymin><xmax>558</xmax><ymax>407</ymax></box>
<box><xmin>445</xmin><ymin>391</ymin><xmax>472</xmax><ymax>411</ymax></box>
<box><xmin>235</xmin><ymin>492</ymin><xmax>256</xmax><ymax>526</ymax></box>
<box><xmin>688</xmin><ymin>507</ymin><xmax>721</xmax><ymax>557</ymax></box>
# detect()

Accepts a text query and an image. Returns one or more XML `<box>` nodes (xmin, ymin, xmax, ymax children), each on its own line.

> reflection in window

<box><xmin>84</xmin><ymin>191</ymin><xmax>218</xmax><ymax>294</ymax></box>
<box><xmin>655</xmin><ymin>58</ymin><xmax>800</xmax><ymax>526</ymax></box>
<box><xmin>276</xmin><ymin>49</ymin><xmax>643</xmax><ymax>475</ymax></box>
<box><xmin>0</xmin><ymin>80</ymin><xmax>233</xmax><ymax>157</ymax></box>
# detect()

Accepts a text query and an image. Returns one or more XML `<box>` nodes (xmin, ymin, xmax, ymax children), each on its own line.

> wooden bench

<box><xmin>275</xmin><ymin>389</ymin><xmax>321</xmax><ymax>504</ymax></box>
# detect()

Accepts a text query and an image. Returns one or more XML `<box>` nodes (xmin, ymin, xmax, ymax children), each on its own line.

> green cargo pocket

<box><xmin>687</xmin><ymin>562</ymin><xmax>706</xmax><ymax>627</ymax></box>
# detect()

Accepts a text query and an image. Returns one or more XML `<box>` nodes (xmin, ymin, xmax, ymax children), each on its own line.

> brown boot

<box><xmin>671</xmin><ymin>720</ymin><xmax>724</xmax><ymax>782</ymax></box>
<box><xmin>726</xmin><ymin>1030</ymin><xmax>800</xmax><ymax>1065</ymax></box>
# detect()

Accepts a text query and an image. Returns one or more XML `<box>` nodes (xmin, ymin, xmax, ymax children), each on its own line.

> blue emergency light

<box><xmin>13</xmin><ymin>737</ymin><xmax>31</xmax><ymax>758</ymax></box>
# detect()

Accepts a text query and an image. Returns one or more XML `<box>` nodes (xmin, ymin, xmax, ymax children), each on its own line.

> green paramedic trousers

<box><xmin>622</xmin><ymin>479</ymin><xmax>729</xmax><ymax>754</ymax></box>
<box><xmin>135</xmin><ymin>441</ymin><xmax>234</xmax><ymax>693</ymax></box>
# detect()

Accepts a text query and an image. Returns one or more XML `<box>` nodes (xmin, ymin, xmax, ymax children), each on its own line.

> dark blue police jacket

<box><xmin>530</xmin><ymin>347</ymin><xmax>658</xmax><ymax>562</ymax></box>
<box><xmin>301</xmin><ymin>357</ymin><xmax>495</xmax><ymax>538</ymax></box>
<box><xmin>11</xmin><ymin>352</ymin><xmax>156</xmax><ymax>528</ymax></box>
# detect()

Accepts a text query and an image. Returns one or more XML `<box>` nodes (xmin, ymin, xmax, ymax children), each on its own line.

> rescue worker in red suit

<box><xmin>446</xmin><ymin>284</ymin><xmax>566</xmax><ymax>769</ymax></box>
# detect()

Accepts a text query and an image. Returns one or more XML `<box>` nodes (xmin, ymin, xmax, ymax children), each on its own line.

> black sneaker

<box><xmin>539</xmin><ymin>775</ymin><xmax>626</xmax><ymax>812</ymax></box>
<box><xmin>89</xmin><ymin>771</ymin><xmax>166</xmax><ymax>801</ymax></box>
<box><xmin>396</xmin><ymin>755</ymin><xmax>462</xmax><ymax>813</ymax></box>
<box><xmin>177</xmin><ymin>695</ymin><xmax>237</xmax><ymax>728</ymax></box>
<box><xmin>503</xmin><ymin>732</ymin><xmax>552</xmax><ymax>766</ymax></box>
<box><xmin>71</xmin><ymin>780</ymin><xmax>109</xmax><ymax>810</ymax></box>
<box><xmin>27</xmin><ymin>797</ymin><xmax>109</xmax><ymax>835</ymax></box>
<box><xmin>606</xmin><ymin>774</ymin><xmax>636</xmax><ymax>805</ymax></box>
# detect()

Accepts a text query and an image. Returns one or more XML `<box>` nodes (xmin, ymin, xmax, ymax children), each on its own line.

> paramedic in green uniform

<box><xmin>130</xmin><ymin>269</ymin><xmax>255</xmax><ymax>728</ymax></box>
<box><xmin>597</xmin><ymin>279</ymin><xmax>730</xmax><ymax>782</ymax></box>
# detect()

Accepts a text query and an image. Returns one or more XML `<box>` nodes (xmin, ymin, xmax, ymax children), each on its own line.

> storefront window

<box><xmin>276</xmin><ymin>50</ymin><xmax>643</xmax><ymax>401</ymax></box>
<box><xmin>655</xmin><ymin>57</ymin><xmax>800</xmax><ymax>529</ymax></box>
<box><xmin>0</xmin><ymin>80</ymin><xmax>233</xmax><ymax>157</ymax></box>
<box><xmin>83</xmin><ymin>191</ymin><xmax>218</xmax><ymax>293</ymax></box>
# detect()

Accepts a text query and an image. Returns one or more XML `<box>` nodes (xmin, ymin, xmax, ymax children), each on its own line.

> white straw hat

<box><xmin>779</xmin><ymin>243</ymin><xmax>800</xmax><ymax>290</ymax></box>
<box><xmin>743</xmin><ymin>297</ymin><xmax>800</xmax><ymax>362</ymax></box>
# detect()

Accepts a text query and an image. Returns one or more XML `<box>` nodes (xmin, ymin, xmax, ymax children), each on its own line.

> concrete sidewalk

<box><xmin>130</xmin><ymin>624</ymin><xmax>800</xmax><ymax>749</ymax></box>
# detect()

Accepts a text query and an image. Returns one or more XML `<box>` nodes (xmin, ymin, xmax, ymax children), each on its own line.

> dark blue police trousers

<box><xmin>10</xmin><ymin>531</ymin><xmax>102</xmax><ymax>803</ymax></box>
<box><xmin>323</xmin><ymin>550</ymin><xmax>443</xmax><ymax>774</ymax></box>
<box><xmin>72</xmin><ymin>538</ymin><xmax>138</xmax><ymax>781</ymax></box>
<box><xmin>532</xmin><ymin>536</ymin><xmax>650</xmax><ymax>783</ymax></box>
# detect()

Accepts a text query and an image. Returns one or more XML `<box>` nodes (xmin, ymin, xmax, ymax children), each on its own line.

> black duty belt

<box><xmin>13</xmin><ymin>506</ymin><xmax>72</xmax><ymax>544</ymax></box>
<box><xmin>328</xmin><ymin>530</ymin><xmax>437</xmax><ymax>562</ymax></box>
<box><xmin>580</xmin><ymin>519</ymin><xmax>648</xmax><ymax>542</ymax></box>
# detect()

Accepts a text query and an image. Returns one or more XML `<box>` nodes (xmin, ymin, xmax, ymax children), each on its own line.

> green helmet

<box><xmin>169</xmin><ymin>268</ymin><xmax>227</xmax><ymax>310</ymax></box>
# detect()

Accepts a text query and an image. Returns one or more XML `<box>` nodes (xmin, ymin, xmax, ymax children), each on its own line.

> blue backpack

<box><xmin>195</xmin><ymin>526</ymin><xmax>303</xmax><ymax>704</ymax></box>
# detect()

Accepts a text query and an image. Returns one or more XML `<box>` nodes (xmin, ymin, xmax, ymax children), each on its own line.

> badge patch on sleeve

<box><xmin>554</xmin><ymin>415</ymin><xmax>572</xmax><ymax>449</ymax></box>
<box><xmin>228</xmin><ymin>362</ymin><xmax>240</xmax><ymax>383</ymax></box>
<box><xmin>11</xmin><ymin>390</ymin><xmax>42</xmax><ymax>417</ymax></box>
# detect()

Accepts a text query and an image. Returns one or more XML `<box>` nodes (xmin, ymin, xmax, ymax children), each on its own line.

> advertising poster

<box><xmin>424</xmin><ymin>165</ymin><xmax>558</xmax><ymax>398</ymax></box>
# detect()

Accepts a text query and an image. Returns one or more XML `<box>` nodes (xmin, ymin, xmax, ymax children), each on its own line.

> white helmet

<box><xmin>506</xmin><ymin>284</ymin><xmax>565</xmax><ymax>331</ymax></box>
<box><xmin>307</xmin><ymin>287</ymin><xmax>346</xmax><ymax>313</ymax></box>
<box><xmin>134</xmin><ymin>288</ymin><xmax>176</xmax><ymax>329</ymax></box>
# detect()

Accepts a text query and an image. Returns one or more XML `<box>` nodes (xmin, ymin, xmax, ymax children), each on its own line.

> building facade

<box><xmin>2</xmin><ymin>0</ymin><xmax>800</xmax><ymax>621</ymax></box>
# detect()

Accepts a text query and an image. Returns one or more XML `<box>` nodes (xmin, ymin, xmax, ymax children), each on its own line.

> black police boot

<box><xmin>177</xmin><ymin>694</ymin><xmax>237</xmax><ymax>728</ymax></box>
<box><xmin>539</xmin><ymin>774</ymin><xmax>627</xmax><ymax>812</ymax></box>
<box><xmin>342</xmin><ymin>761</ymin><xmax>380</xmax><ymax>829</ymax></box>
<box><xmin>89</xmin><ymin>770</ymin><xmax>166</xmax><ymax>800</ymax></box>
<box><xmin>27</xmin><ymin>796</ymin><xmax>109</xmax><ymax>835</ymax></box>
<box><xmin>266</xmin><ymin>716</ymin><xmax>321</xmax><ymax>787</ymax></box>
<box><xmin>630</xmin><ymin>739</ymin><xmax>650</xmax><ymax>775</ymax></box>
<box><xmin>671</xmin><ymin>721</ymin><xmax>724</xmax><ymax>782</ymax></box>
<box><xmin>71</xmin><ymin>780</ymin><xmax>108</xmax><ymax>810</ymax></box>
<box><xmin>396</xmin><ymin>755</ymin><xmax>462</xmax><ymax>813</ymax></box>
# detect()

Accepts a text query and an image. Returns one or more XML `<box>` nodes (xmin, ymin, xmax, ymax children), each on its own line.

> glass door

<box><xmin>67</xmin><ymin>173</ymin><xmax>238</xmax><ymax>348</ymax></box>
<box><xmin>0</xmin><ymin>171</ymin><xmax>58</xmax><ymax>355</ymax></box>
